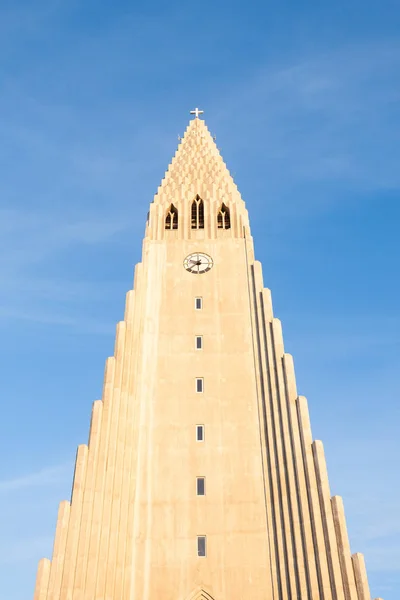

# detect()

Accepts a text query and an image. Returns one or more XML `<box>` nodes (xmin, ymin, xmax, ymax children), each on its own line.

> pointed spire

<box><xmin>145</xmin><ymin>111</ymin><xmax>251</xmax><ymax>240</ymax></box>
<box><xmin>154</xmin><ymin>114</ymin><xmax>241</xmax><ymax>204</ymax></box>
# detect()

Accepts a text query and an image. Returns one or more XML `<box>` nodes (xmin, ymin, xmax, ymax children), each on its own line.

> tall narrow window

<box><xmin>195</xmin><ymin>336</ymin><xmax>203</xmax><ymax>350</ymax></box>
<box><xmin>195</xmin><ymin>297</ymin><xmax>203</xmax><ymax>310</ymax></box>
<box><xmin>191</xmin><ymin>196</ymin><xmax>204</xmax><ymax>229</ymax></box>
<box><xmin>197</xmin><ymin>477</ymin><xmax>205</xmax><ymax>496</ymax></box>
<box><xmin>197</xmin><ymin>536</ymin><xmax>206</xmax><ymax>557</ymax></box>
<box><xmin>217</xmin><ymin>202</ymin><xmax>231</xmax><ymax>229</ymax></box>
<box><xmin>196</xmin><ymin>378</ymin><xmax>204</xmax><ymax>393</ymax></box>
<box><xmin>165</xmin><ymin>204</ymin><xmax>178</xmax><ymax>230</ymax></box>
<box><xmin>196</xmin><ymin>425</ymin><xmax>204</xmax><ymax>441</ymax></box>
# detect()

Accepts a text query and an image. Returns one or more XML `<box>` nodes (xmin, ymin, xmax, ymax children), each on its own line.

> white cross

<box><xmin>190</xmin><ymin>107</ymin><xmax>204</xmax><ymax>118</ymax></box>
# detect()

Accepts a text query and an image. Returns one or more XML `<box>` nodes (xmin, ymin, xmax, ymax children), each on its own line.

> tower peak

<box><xmin>146</xmin><ymin>115</ymin><xmax>250</xmax><ymax>240</ymax></box>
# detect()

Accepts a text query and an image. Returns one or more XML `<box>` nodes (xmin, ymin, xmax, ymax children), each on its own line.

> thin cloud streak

<box><xmin>0</xmin><ymin>463</ymin><xmax>71</xmax><ymax>493</ymax></box>
<box><xmin>0</xmin><ymin>307</ymin><xmax>115</xmax><ymax>333</ymax></box>
<box><xmin>212</xmin><ymin>39</ymin><xmax>400</xmax><ymax>218</ymax></box>
<box><xmin>0</xmin><ymin>536</ymin><xmax>54</xmax><ymax>565</ymax></box>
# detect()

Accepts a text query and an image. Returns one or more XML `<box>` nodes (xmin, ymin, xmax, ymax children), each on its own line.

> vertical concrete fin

<box><xmin>122</xmin><ymin>253</ymin><xmax>148</xmax><ymax>599</ymax></box>
<box><xmin>262</xmin><ymin>288</ymin><xmax>274</xmax><ymax>322</ymax></box>
<box><xmin>114</xmin><ymin>321</ymin><xmax>126</xmax><ymax>362</ymax></box>
<box><xmin>331</xmin><ymin>496</ymin><xmax>358</xmax><ymax>600</ymax></box>
<box><xmin>257</xmin><ymin>283</ymin><xmax>288</xmax><ymax>598</ymax></box>
<box><xmin>72</xmin><ymin>401</ymin><xmax>103</xmax><ymax>600</ymax></box>
<box><xmin>297</xmin><ymin>396</ymin><xmax>333</xmax><ymax>599</ymax></box>
<box><xmin>124</xmin><ymin>289</ymin><xmax>135</xmax><ymax>324</ymax></box>
<box><xmin>59</xmin><ymin>445</ymin><xmax>88</xmax><ymax>600</ymax></box>
<box><xmin>261</xmin><ymin>316</ymin><xmax>293</xmax><ymax>597</ymax></box>
<box><xmin>102</xmin><ymin>356</ymin><xmax>115</xmax><ymax>408</ymax></box>
<box><xmin>272</xmin><ymin>317</ymin><xmax>284</xmax><ymax>356</ymax></box>
<box><xmin>253</xmin><ymin>260</ymin><xmax>264</xmax><ymax>289</ymax></box>
<box><xmin>88</xmin><ymin>400</ymin><xmax>103</xmax><ymax>450</ymax></box>
<box><xmin>352</xmin><ymin>553</ymin><xmax>372</xmax><ymax>600</ymax></box>
<box><xmin>132</xmin><ymin>261</ymin><xmax>143</xmax><ymax>291</ymax></box>
<box><xmin>283</xmin><ymin>354</ymin><xmax>320</xmax><ymax>596</ymax></box>
<box><xmin>113</xmin><ymin>325</ymin><xmax>136</xmax><ymax>598</ymax></box>
<box><xmin>34</xmin><ymin>558</ymin><xmax>51</xmax><ymax>600</ymax></box>
<box><xmin>313</xmin><ymin>441</ymin><xmax>346</xmax><ymax>599</ymax></box>
<box><xmin>84</xmin><ymin>359</ymin><xmax>116</xmax><ymax>595</ymax></box>
<box><xmin>282</xmin><ymin>353</ymin><xmax>297</xmax><ymax>399</ymax></box>
<box><xmin>46</xmin><ymin>500</ymin><xmax>71</xmax><ymax>599</ymax></box>
<box><xmin>104</xmin><ymin>315</ymin><xmax>136</xmax><ymax>598</ymax></box>
<box><xmin>249</xmin><ymin>268</ymin><xmax>279</xmax><ymax>597</ymax></box>
<box><xmin>270</xmin><ymin>326</ymin><xmax>307</xmax><ymax>598</ymax></box>
<box><xmin>70</xmin><ymin>445</ymin><xmax>89</xmax><ymax>504</ymax></box>
<box><xmin>95</xmin><ymin>320</ymin><xmax>127</xmax><ymax>598</ymax></box>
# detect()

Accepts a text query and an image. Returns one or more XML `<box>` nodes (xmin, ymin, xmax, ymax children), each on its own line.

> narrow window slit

<box><xmin>197</xmin><ymin>477</ymin><xmax>205</xmax><ymax>496</ymax></box>
<box><xmin>196</xmin><ymin>425</ymin><xmax>204</xmax><ymax>441</ymax></box>
<box><xmin>197</xmin><ymin>536</ymin><xmax>206</xmax><ymax>557</ymax></box>
<box><xmin>196</xmin><ymin>378</ymin><xmax>204</xmax><ymax>393</ymax></box>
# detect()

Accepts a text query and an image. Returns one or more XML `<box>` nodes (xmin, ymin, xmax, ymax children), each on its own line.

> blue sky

<box><xmin>0</xmin><ymin>1</ymin><xmax>399</xmax><ymax>598</ymax></box>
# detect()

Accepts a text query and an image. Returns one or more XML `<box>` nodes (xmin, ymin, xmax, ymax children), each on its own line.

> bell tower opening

<box><xmin>191</xmin><ymin>195</ymin><xmax>204</xmax><ymax>229</ymax></box>
<box><xmin>217</xmin><ymin>202</ymin><xmax>230</xmax><ymax>229</ymax></box>
<box><xmin>165</xmin><ymin>203</ymin><xmax>178</xmax><ymax>230</ymax></box>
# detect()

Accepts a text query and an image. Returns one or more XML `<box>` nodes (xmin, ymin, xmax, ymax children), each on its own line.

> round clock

<box><xmin>183</xmin><ymin>252</ymin><xmax>213</xmax><ymax>274</ymax></box>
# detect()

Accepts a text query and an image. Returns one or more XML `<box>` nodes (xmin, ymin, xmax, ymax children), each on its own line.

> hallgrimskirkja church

<box><xmin>34</xmin><ymin>112</ymin><xmax>382</xmax><ymax>600</ymax></box>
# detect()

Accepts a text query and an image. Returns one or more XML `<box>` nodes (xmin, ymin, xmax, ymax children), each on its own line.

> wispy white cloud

<box><xmin>313</xmin><ymin>435</ymin><xmax>400</xmax><ymax>576</ymax></box>
<box><xmin>0</xmin><ymin>208</ymin><xmax>134</xmax><ymax>327</ymax></box>
<box><xmin>0</xmin><ymin>463</ymin><xmax>71</xmax><ymax>493</ymax></box>
<box><xmin>0</xmin><ymin>209</ymin><xmax>131</xmax><ymax>264</ymax></box>
<box><xmin>0</xmin><ymin>536</ymin><xmax>54</xmax><ymax>565</ymax></box>
<box><xmin>212</xmin><ymin>40</ymin><xmax>400</xmax><ymax>223</ymax></box>
<box><xmin>284</xmin><ymin>314</ymin><xmax>400</xmax><ymax>360</ymax></box>
<box><xmin>0</xmin><ymin>306</ymin><xmax>115</xmax><ymax>332</ymax></box>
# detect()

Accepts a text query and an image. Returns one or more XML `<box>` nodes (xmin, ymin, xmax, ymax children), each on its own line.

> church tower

<box><xmin>34</xmin><ymin>112</ymin><xmax>382</xmax><ymax>600</ymax></box>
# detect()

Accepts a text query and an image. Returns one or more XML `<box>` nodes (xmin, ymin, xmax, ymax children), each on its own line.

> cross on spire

<box><xmin>190</xmin><ymin>107</ymin><xmax>204</xmax><ymax>119</ymax></box>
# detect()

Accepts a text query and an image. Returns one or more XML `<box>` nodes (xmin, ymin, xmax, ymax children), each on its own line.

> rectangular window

<box><xmin>195</xmin><ymin>336</ymin><xmax>203</xmax><ymax>350</ymax></box>
<box><xmin>196</xmin><ymin>425</ymin><xmax>204</xmax><ymax>442</ymax></box>
<box><xmin>197</xmin><ymin>536</ymin><xmax>206</xmax><ymax>557</ymax></box>
<box><xmin>195</xmin><ymin>297</ymin><xmax>203</xmax><ymax>310</ymax></box>
<box><xmin>197</xmin><ymin>477</ymin><xmax>205</xmax><ymax>496</ymax></box>
<box><xmin>196</xmin><ymin>378</ymin><xmax>204</xmax><ymax>393</ymax></box>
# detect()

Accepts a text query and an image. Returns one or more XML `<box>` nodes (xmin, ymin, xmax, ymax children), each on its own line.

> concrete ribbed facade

<box><xmin>34</xmin><ymin>117</ymin><xmax>382</xmax><ymax>600</ymax></box>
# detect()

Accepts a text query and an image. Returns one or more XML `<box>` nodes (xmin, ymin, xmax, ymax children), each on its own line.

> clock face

<box><xmin>183</xmin><ymin>252</ymin><xmax>213</xmax><ymax>274</ymax></box>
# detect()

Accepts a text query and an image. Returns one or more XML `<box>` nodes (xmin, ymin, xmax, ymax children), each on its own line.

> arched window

<box><xmin>185</xmin><ymin>586</ymin><xmax>216</xmax><ymax>600</ymax></box>
<box><xmin>165</xmin><ymin>204</ymin><xmax>178</xmax><ymax>230</ymax></box>
<box><xmin>217</xmin><ymin>203</ymin><xmax>231</xmax><ymax>229</ymax></box>
<box><xmin>191</xmin><ymin>196</ymin><xmax>204</xmax><ymax>229</ymax></box>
